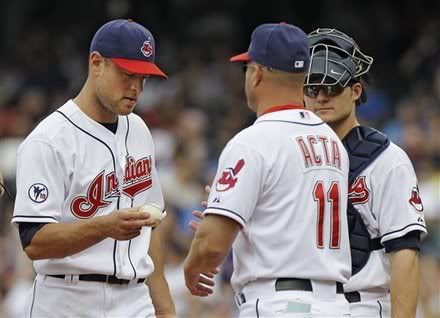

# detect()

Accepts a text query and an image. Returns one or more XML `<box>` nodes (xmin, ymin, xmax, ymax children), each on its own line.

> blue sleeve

<box><xmin>18</xmin><ymin>222</ymin><xmax>47</xmax><ymax>249</ymax></box>
<box><xmin>384</xmin><ymin>230</ymin><xmax>421</xmax><ymax>253</ymax></box>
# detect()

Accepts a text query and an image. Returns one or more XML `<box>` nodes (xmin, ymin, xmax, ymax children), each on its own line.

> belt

<box><xmin>344</xmin><ymin>289</ymin><xmax>390</xmax><ymax>303</ymax></box>
<box><xmin>276</xmin><ymin>278</ymin><xmax>344</xmax><ymax>294</ymax></box>
<box><xmin>344</xmin><ymin>291</ymin><xmax>361</xmax><ymax>303</ymax></box>
<box><xmin>47</xmin><ymin>274</ymin><xmax>146</xmax><ymax>285</ymax></box>
<box><xmin>238</xmin><ymin>278</ymin><xmax>344</xmax><ymax>305</ymax></box>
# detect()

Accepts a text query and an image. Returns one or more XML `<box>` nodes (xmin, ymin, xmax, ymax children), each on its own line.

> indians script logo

<box><xmin>409</xmin><ymin>186</ymin><xmax>423</xmax><ymax>212</ymax></box>
<box><xmin>215</xmin><ymin>159</ymin><xmax>245</xmax><ymax>192</ymax></box>
<box><xmin>348</xmin><ymin>176</ymin><xmax>370</xmax><ymax>205</ymax></box>
<box><xmin>28</xmin><ymin>183</ymin><xmax>48</xmax><ymax>203</ymax></box>
<box><xmin>141</xmin><ymin>39</ymin><xmax>153</xmax><ymax>57</ymax></box>
<box><xmin>71</xmin><ymin>156</ymin><xmax>152</xmax><ymax>219</ymax></box>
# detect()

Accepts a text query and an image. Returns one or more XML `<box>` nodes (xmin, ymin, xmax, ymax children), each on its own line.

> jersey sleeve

<box><xmin>12</xmin><ymin>141</ymin><xmax>67</xmax><ymax>226</ymax></box>
<box><xmin>376</xmin><ymin>163</ymin><xmax>427</xmax><ymax>244</ymax></box>
<box><xmin>204</xmin><ymin>141</ymin><xmax>267</xmax><ymax>228</ymax></box>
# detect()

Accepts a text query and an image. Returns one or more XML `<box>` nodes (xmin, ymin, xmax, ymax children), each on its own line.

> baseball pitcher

<box><xmin>12</xmin><ymin>19</ymin><xmax>176</xmax><ymax>317</ymax></box>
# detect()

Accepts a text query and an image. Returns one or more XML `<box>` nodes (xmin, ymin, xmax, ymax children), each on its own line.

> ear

<box><xmin>351</xmin><ymin>82</ymin><xmax>363</xmax><ymax>104</ymax></box>
<box><xmin>89</xmin><ymin>52</ymin><xmax>105</xmax><ymax>75</ymax></box>
<box><xmin>251</xmin><ymin>66</ymin><xmax>264</xmax><ymax>87</ymax></box>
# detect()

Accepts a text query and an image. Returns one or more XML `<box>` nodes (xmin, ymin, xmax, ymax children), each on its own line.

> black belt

<box><xmin>47</xmin><ymin>274</ymin><xmax>145</xmax><ymax>285</ymax></box>
<box><xmin>238</xmin><ymin>278</ymin><xmax>344</xmax><ymax>305</ymax></box>
<box><xmin>275</xmin><ymin>278</ymin><xmax>344</xmax><ymax>294</ymax></box>
<box><xmin>344</xmin><ymin>290</ymin><xmax>390</xmax><ymax>303</ymax></box>
<box><xmin>344</xmin><ymin>291</ymin><xmax>361</xmax><ymax>303</ymax></box>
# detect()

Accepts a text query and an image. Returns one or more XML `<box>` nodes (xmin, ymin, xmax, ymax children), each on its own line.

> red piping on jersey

<box><xmin>260</xmin><ymin>104</ymin><xmax>305</xmax><ymax>116</ymax></box>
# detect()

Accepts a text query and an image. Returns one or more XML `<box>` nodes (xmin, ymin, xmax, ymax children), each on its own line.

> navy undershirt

<box><xmin>100</xmin><ymin>120</ymin><xmax>118</xmax><ymax>134</ymax></box>
<box><xmin>383</xmin><ymin>230</ymin><xmax>421</xmax><ymax>253</ymax></box>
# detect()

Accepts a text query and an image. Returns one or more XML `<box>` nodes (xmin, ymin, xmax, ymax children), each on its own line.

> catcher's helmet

<box><xmin>305</xmin><ymin>28</ymin><xmax>373</xmax><ymax>103</ymax></box>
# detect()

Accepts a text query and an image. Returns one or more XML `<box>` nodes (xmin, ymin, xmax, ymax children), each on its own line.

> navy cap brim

<box><xmin>112</xmin><ymin>58</ymin><xmax>167</xmax><ymax>78</ymax></box>
<box><xmin>230</xmin><ymin>52</ymin><xmax>250</xmax><ymax>62</ymax></box>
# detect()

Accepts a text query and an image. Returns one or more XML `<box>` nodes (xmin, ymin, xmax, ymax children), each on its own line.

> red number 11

<box><xmin>313</xmin><ymin>181</ymin><xmax>341</xmax><ymax>249</ymax></box>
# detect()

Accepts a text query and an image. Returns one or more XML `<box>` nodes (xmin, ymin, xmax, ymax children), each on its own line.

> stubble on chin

<box><xmin>325</xmin><ymin>111</ymin><xmax>351</xmax><ymax>130</ymax></box>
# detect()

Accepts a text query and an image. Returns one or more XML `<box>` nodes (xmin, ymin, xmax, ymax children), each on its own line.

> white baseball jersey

<box><xmin>204</xmin><ymin>106</ymin><xmax>351</xmax><ymax>293</ymax></box>
<box><xmin>344</xmin><ymin>141</ymin><xmax>427</xmax><ymax>293</ymax></box>
<box><xmin>12</xmin><ymin>100</ymin><xmax>165</xmax><ymax>280</ymax></box>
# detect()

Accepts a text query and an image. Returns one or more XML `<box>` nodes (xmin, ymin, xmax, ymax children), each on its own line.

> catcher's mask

<box><xmin>305</xmin><ymin>28</ymin><xmax>373</xmax><ymax>104</ymax></box>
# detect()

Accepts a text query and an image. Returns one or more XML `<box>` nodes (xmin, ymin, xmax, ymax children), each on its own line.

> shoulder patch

<box><xmin>409</xmin><ymin>186</ymin><xmax>423</xmax><ymax>212</ymax></box>
<box><xmin>28</xmin><ymin>183</ymin><xmax>49</xmax><ymax>203</ymax></box>
<box><xmin>216</xmin><ymin>159</ymin><xmax>245</xmax><ymax>192</ymax></box>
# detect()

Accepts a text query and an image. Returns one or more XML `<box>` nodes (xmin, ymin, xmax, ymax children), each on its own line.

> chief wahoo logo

<box><xmin>216</xmin><ymin>159</ymin><xmax>245</xmax><ymax>192</ymax></box>
<box><xmin>409</xmin><ymin>186</ymin><xmax>423</xmax><ymax>212</ymax></box>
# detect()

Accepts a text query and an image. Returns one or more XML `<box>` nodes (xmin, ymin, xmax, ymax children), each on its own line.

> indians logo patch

<box><xmin>141</xmin><ymin>39</ymin><xmax>153</xmax><ymax>57</ymax></box>
<box><xmin>216</xmin><ymin>159</ymin><xmax>245</xmax><ymax>192</ymax></box>
<box><xmin>348</xmin><ymin>176</ymin><xmax>370</xmax><ymax>204</ymax></box>
<box><xmin>28</xmin><ymin>183</ymin><xmax>48</xmax><ymax>203</ymax></box>
<box><xmin>409</xmin><ymin>186</ymin><xmax>423</xmax><ymax>212</ymax></box>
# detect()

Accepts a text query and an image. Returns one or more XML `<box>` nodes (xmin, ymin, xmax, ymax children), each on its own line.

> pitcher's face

<box><xmin>95</xmin><ymin>58</ymin><xmax>147</xmax><ymax>118</ymax></box>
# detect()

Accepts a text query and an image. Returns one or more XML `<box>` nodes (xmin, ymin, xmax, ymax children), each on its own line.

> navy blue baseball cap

<box><xmin>90</xmin><ymin>19</ymin><xmax>167</xmax><ymax>78</ymax></box>
<box><xmin>230</xmin><ymin>22</ymin><xmax>309</xmax><ymax>73</ymax></box>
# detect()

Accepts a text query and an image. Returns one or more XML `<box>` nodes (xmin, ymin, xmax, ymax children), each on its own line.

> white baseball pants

<box><xmin>22</xmin><ymin>274</ymin><xmax>155</xmax><ymax>318</ymax></box>
<box><xmin>349</xmin><ymin>292</ymin><xmax>391</xmax><ymax>317</ymax></box>
<box><xmin>236</xmin><ymin>279</ymin><xmax>350</xmax><ymax>317</ymax></box>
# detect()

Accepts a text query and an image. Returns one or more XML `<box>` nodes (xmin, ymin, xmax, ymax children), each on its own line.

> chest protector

<box><xmin>342</xmin><ymin>126</ymin><xmax>390</xmax><ymax>275</ymax></box>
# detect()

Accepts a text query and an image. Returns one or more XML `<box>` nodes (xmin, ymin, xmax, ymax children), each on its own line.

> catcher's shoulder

<box><xmin>372</xmin><ymin>139</ymin><xmax>414</xmax><ymax>172</ymax></box>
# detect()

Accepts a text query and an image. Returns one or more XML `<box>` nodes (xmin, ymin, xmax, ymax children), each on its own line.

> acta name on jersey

<box><xmin>296</xmin><ymin>135</ymin><xmax>342</xmax><ymax>170</ymax></box>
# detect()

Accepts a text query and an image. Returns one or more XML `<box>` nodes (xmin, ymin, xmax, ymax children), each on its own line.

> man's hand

<box><xmin>188</xmin><ymin>185</ymin><xmax>210</xmax><ymax>232</ymax></box>
<box><xmin>183</xmin><ymin>263</ymin><xmax>219</xmax><ymax>297</ymax></box>
<box><xmin>188</xmin><ymin>210</ymin><xmax>203</xmax><ymax>232</ymax></box>
<box><xmin>99</xmin><ymin>208</ymin><xmax>160</xmax><ymax>240</ymax></box>
<box><xmin>184</xmin><ymin>185</ymin><xmax>225</xmax><ymax>296</ymax></box>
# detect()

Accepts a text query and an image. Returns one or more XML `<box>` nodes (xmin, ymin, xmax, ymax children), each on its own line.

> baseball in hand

<box><xmin>140</xmin><ymin>203</ymin><xmax>163</xmax><ymax>221</ymax></box>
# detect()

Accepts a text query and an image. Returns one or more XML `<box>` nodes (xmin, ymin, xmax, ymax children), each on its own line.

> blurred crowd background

<box><xmin>0</xmin><ymin>0</ymin><xmax>439</xmax><ymax>317</ymax></box>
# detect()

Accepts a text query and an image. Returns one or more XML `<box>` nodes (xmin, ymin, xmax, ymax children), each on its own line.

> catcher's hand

<box><xmin>188</xmin><ymin>185</ymin><xmax>210</xmax><ymax>232</ymax></box>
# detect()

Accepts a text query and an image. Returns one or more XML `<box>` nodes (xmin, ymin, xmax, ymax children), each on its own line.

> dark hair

<box><xmin>354</xmin><ymin>73</ymin><xmax>370</xmax><ymax>106</ymax></box>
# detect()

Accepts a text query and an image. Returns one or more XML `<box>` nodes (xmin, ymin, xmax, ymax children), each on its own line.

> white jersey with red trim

<box><xmin>204</xmin><ymin>107</ymin><xmax>351</xmax><ymax>293</ymax></box>
<box><xmin>12</xmin><ymin>100</ymin><xmax>165</xmax><ymax>279</ymax></box>
<box><xmin>344</xmin><ymin>141</ymin><xmax>427</xmax><ymax>293</ymax></box>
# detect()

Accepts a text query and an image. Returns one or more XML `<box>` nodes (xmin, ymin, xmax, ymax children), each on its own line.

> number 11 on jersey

<box><xmin>312</xmin><ymin>181</ymin><xmax>340</xmax><ymax>249</ymax></box>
